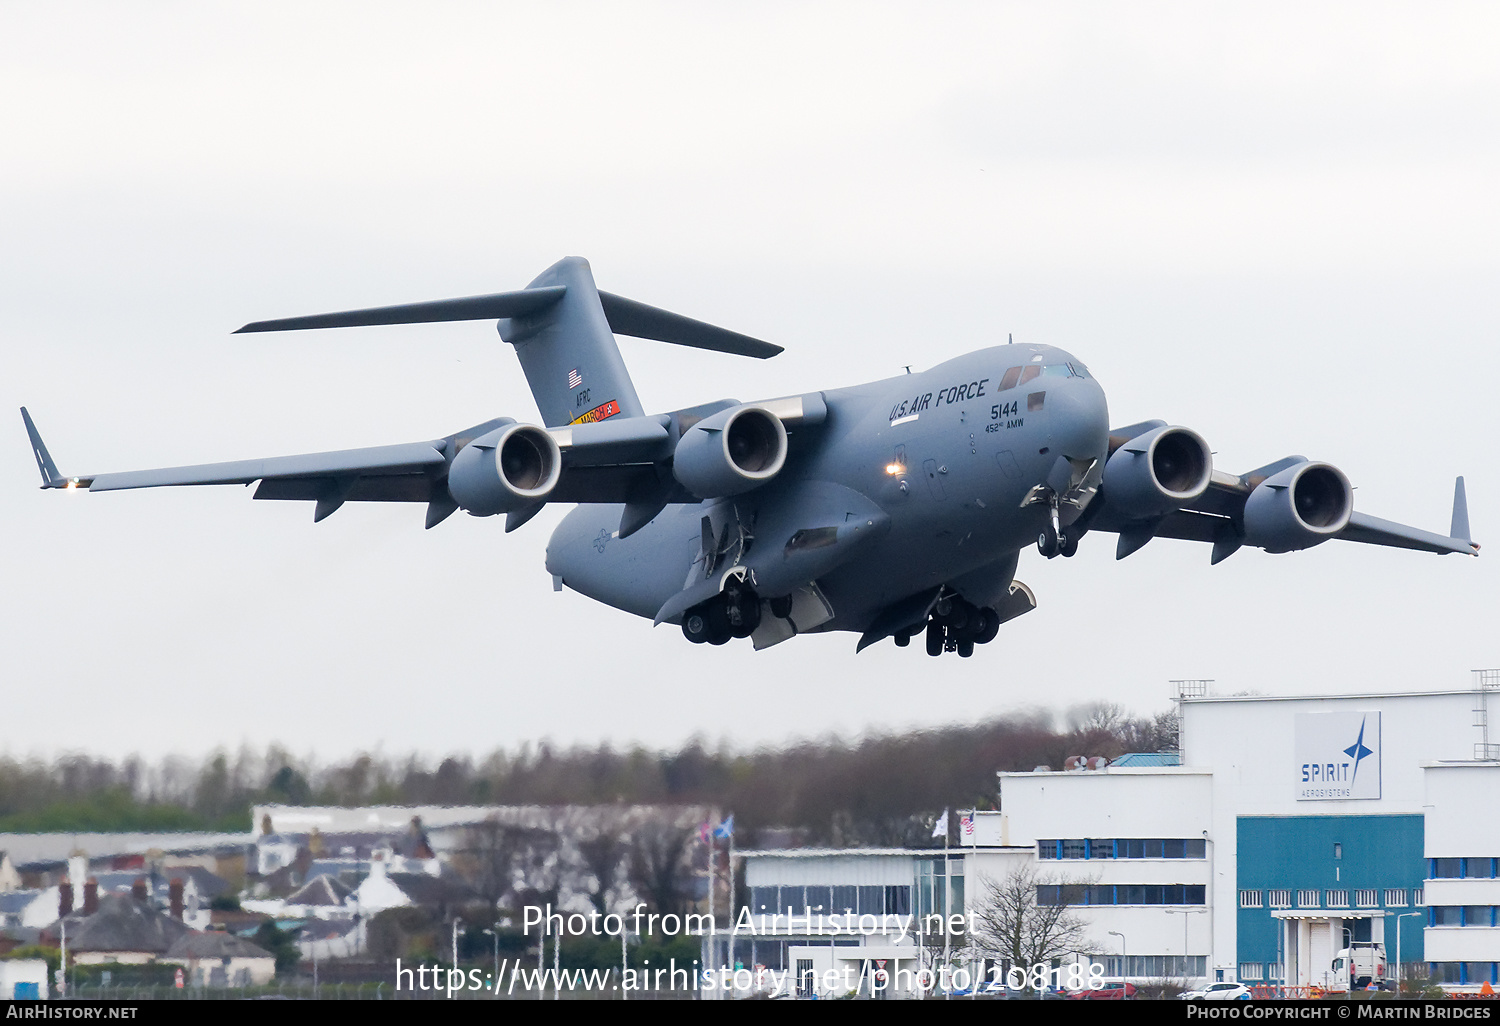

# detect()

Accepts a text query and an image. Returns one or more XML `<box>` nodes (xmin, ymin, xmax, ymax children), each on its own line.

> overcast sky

<box><xmin>2</xmin><ymin>2</ymin><xmax>1496</xmax><ymax>766</ymax></box>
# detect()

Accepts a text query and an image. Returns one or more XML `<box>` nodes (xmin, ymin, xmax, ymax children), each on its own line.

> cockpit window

<box><xmin>1041</xmin><ymin>363</ymin><xmax>1089</xmax><ymax>379</ymax></box>
<box><xmin>1018</xmin><ymin>365</ymin><xmax>1041</xmax><ymax>386</ymax></box>
<box><xmin>999</xmin><ymin>366</ymin><xmax>1022</xmax><ymax>390</ymax></box>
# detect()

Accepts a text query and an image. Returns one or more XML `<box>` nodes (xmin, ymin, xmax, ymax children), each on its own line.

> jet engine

<box><xmin>447</xmin><ymin>423</ymin><xmax>561</xmax><ymax>516</ymax></box>
<box><xmin>1102</xmin><ymin>425</ymin><xmax>1213</xmax><ymax>519</ymax></box>
<box><xmin>672</xmin><ymin>404</ymin><xmax>788</xmax><ymax>499</ymax></box>
<box><xmin>1242</xmin><ymin>461</ymin><xmax>1352</xmax><ymax>552</ymax></box>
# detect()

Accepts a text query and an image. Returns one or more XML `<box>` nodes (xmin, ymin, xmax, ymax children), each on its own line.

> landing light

<box><xmin>885</xmin><ymin>463</ymin><xmax>905</xmax><ymax>476</ymax></box>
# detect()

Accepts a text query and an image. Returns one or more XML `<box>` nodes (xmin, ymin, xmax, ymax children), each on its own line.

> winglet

<box><xmin>1452</xmin><ymin>477</ymin><xmax>1471</xmax><ymax>541</ymax></box>
<box><xmin>19</xmin><ymin>407</ymin><xmax>66</xmax><ymax>489</ymax></box>
<box><xmin>1452</xmin><ymin>477</ymin><xmax>1479</xmax><ymax>553</ymax></box>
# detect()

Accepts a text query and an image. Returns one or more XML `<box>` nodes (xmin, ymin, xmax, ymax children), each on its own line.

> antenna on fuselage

<box><xmin>1008</xmin><ymin>332</ymin><xmax>1013</xmax><ymax>344</ymax></box>
<box><xmin>903</xmin><ymin>365</ymin><xmax>911</xmax><ymax>374</ymax></box>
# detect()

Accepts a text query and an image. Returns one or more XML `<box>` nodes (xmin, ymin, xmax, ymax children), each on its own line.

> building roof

<box><xmin>286</xmin><ymin>875</ymin><xmax>353</xmax><ymax>906</ymax></box>
<box><xmin>165</xmin><ymin>931</ymin><xmax>273</xmax><ymax>960</ymax></box>
<box><xmin>67</xmin><ymin>893</ymin><xmax>195</xmax><ymax>954</ymax></box>
<box><xmin>1111</xmin><ymin>752</ymin><xmax>1182</xmax><ymax>767</ymax></box>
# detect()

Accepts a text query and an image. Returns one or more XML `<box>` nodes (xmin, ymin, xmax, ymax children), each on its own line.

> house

<box><xmin>62</xmin><ymin>892</ymin><xmax>195</xmax><ymax>965</ymax></box>
<box><xmin>163</xmin><ymin>931</ymin><xmax>275</xmax><ymax>986</ymax></box>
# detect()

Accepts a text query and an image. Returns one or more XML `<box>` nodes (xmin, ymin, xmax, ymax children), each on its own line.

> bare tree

<box><xmin>626</xmin><ymin>820</ymin><xmax>697</xmax><ymax>916</ymax></box>
<box><xmin>971</xmin><ymin>865</ymin><xmax>1093</xmax><ymax>987</ymax></box>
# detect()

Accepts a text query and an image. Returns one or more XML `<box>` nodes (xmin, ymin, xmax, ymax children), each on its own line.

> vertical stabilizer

<box><xmin>497</xmin><ymin>257</ymin><xmax>644</xmax><ymax>428</ymax></box>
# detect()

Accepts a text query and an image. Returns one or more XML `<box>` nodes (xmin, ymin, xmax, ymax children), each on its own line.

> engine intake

<box><xmin>1242</xmin><ymin>461</ymin><xmax>1352</xmax><ymax>552</ymax></box>
<box><xmin>1102</xmin><ymin>425</ymin><xmax>1213</xmax><ymax>519</ymax></box>
<box><xmin>673</xmin><ymin>404</ymin><xmax>788</xmax><ymax>498</ymax></box>
<box><xmin>448</xmin><ymin>423</ymin><xmax>562</xmax><ymax>516</ymax></box>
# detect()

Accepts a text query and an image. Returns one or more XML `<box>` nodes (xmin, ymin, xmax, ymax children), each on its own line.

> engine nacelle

<box><xmin>672</xmin><ymin>404</ymin><xmax>788</xmax><ymax>499</ymax></box>
<box><xmin>448</xmin><ymin>423</ymin><xmax>562</xmax><ymax>516</ymax></box>
<box><xmin>1242</xmin><ymin>461</ymin><xmax>1352</xmax><ymax>552</ymax></box>
<box><xmin>1102</xmin><ymin>425</ymin><xmax>1213</xmax><ymax>519</ymax></box>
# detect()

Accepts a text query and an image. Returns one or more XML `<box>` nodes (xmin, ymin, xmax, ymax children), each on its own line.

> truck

<box><xmin>1330</xmin><ymin>942</ymin><xmax>1389</xmax><ymax>992</ymax></box>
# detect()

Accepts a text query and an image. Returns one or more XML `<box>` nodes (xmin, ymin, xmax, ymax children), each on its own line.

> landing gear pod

<box><xmin>1243</xmin><ymin>461</ymin><xmax>1352</xmax><ymax>552</ymax></box>
<box><xmin>448</xmin><ymin>423</ymin><xmax>562</xmax><ymax>516</ymax></box>
<box><xmin>672</xmin><ymin>404</ymin><xmax>788</xmax><ymax>499</ymax></box>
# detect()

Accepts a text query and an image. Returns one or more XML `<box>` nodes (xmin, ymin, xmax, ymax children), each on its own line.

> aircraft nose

<box><xmin>1046</xmin><ymin>376</ymin><xmax>1109</xmax><ymax>461</ymax></box>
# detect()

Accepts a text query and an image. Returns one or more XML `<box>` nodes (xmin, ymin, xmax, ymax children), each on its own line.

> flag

<box><xmin>932</xmin><ymin>809</ymin><xmax>949</xmax><ymax>839</ymax></box>
<box><xmin>699</xmin><ymin>822</ymin><xmax>712</xmax><ymax>844</ymax></box>
<box><xmin>713</xmin><ymin>815</ymin><xmax>734</xmax><ymax>840</ymax></box>
<box><xmin>960</xmin><ymin>814</ymin><xmax>974</xmax><ymax>838</ymax></box>
<box><xmin>568</xmin><ymin>368</ymin><xmax>583</xmax><ymax>389</ymax></box>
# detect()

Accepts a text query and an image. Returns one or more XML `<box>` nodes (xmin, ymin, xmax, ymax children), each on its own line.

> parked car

<box><xmin>1182</xmin><ymin>982</ymin><xmax>1252</xmax><ymax>1000</ymax></box>
<box><xmin>1067</xmin><ymin>982</ymin><xmax>1137</xmax><ymax>1000</ymax></box>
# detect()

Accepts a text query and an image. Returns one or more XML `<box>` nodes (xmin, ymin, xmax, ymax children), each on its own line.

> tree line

<box><xmin>0</xmin><ymin>702</ymin><xmax>1176</xmax><ymax>842</ymax></box>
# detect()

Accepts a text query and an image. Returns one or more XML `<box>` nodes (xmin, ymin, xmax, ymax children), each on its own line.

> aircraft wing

<box><xmin>1083</xmin><ymin>423</ymin><xmax>1477</xmax><ymax>562</ymax></box>
<box><xmin>21</xmin><ymin>407</ymin><xmax>682</xmax><ymax>527</ymax></box>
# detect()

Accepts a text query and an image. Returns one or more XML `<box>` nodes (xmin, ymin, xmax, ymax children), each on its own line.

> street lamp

<box><xmin>1164</xmin><ymin>909</ymin><xmax>1209</xmax><ymax>982</ymax></box>
<box><xmin>1394</xmin><ymin>911</ymin><xmax>1423</xmax><ymax>994</ymax></box>
<box><xmin>1107</xmin><ymin>930</ymin><xmax>1127</xmax><ymax>980</ymax></box>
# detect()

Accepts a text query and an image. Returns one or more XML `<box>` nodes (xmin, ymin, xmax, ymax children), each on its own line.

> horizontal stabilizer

<box><xmin>597</xmin><ymin>292</ymin><xmax>781</xmax><ymax>359</ymax></box>
<box><xmin>235</xmin><ymin>287</ymin><xmax>567</xmax><ymax>333</ymax></box>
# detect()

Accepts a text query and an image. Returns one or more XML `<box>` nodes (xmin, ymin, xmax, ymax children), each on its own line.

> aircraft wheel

<box><xmin>703</xmin><ymin>600</ymin><xmax>732</xmax><ymax>644</ymax></box>
<box><xmin>957</xmin><ymin>639</ymin><xmax>975</xmax><ymax>658</ymax></box>
<box><xmin>1037</xmin><ymin>525</ymin><xmax>1060</xmax><ymax>558</ymax></box>
<box><xmin>725</xmin><ymin>589</ymin><xmax>761</xmax><ymax>638</ymax></box>
<box><xmin>925</xmin><ymin>622</ymin><xmax>944</xmax><ymax>656</ymax></box>
<box><xmin>975</xmin><ymin>607</ymin><xmax>1001</xmax><ymax>645</ymax></box>
<box><xmin>769</xmin><ymin>594</ymin><xmax>794</xmax><ymax>619</ymax></box>
<box><xmin>1059</xmin><ymin>533</ymin><xmax>1079</xmax><ymax>557</ymax></box>
<box><xmin>682</xmin><ymin>611</ymin><xmax>711</xmax><ymax>644</ymax></box>
<box><xmin>893</xmin><ymin>631</ymin><xmax>910</xmax><ymax>648</ymax></box>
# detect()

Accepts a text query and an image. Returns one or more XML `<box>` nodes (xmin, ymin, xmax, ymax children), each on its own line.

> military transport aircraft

<box><xmin>21</xmin><ymin>257</ymin><xmax>1478</xmax><ymax>657</ymax></box>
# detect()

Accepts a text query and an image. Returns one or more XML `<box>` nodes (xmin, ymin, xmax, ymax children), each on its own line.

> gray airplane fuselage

<box><xmin>546</xmin><ymin>344</ymin><xmax>1109</xmax><ymax>635</ymax></box>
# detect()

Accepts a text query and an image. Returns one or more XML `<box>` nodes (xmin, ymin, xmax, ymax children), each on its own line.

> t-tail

<box><xmin>235</xmin><ymin>256</ymin><xmax>781</xmax><ymax>427</ymax></box>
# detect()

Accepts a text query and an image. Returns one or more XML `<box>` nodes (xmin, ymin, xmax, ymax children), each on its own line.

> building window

<box><xmin>1326</xmin><ymin>890</ymin><xmax>1349</xmax><ymax>908</ymax></box>
<box><xmin>1104</xmin><ymin>955</ymin><xmax>1207</xmax><ymax>978</ymax></box>
<box><xmin>1240</xmin><ymin>890</ymin><xmax>1264</xmax><ymax>908</ymax></box>
<box><xmin>1238</xmin><ymin>963</ymin><xmax>1264</xmax><ymax>981</ymax></box>
<box><xmin>1415</xmin><ymin>888</ymin><xmax>1425</xmax><ymax>907</ymax></box>
<box><xmin>1432</xmin><ymin>858</ymin><xmax>1463</xmax><ymax>879</ymax></box>
<box><xmin>1385</xmin><ymin>889</ymin><xmax>1408</xmax><ymax>907</ymax></box>
<box><xmin>1432</xmin><ymin>906</ymin><xmax>1461</xmax><ymax>927</ymax></box>
<box><xmin>1297</xmin><ymin>890</ymin><xmax>1321</xmax><ymax>908</ymax></box>
<box><xmin>1037</xmin><ymin>840</ymin><xmax>1059</xmax><ymax>860</ymax></box>
<box><xmin>1268</xmin><ymin>890</ymin><xmax>1292</xmax><ymax>908</ymax></box>
<box><xmin>1355</xmin><ymin>890</ymin><xmax>1378</xmax><ymax>908</ymax></box>
<box><xmin>1061</xmin><ymin>839</ymin><xmax>1087</xmax><ymax>860</ymax></box>
<box><xmin>1463</xmin><ymin>906</ymin><xmax>1495</xmax><ymax>927</ymax></box>
<box><xmin>1334</xmin><ymin>843</ymin><xmax>1343</xmax><ymax>860</ymax></box>
<box><xmin>1466</xmin><ymin>859</ymin><xmax>1496</xmax><ymax>880</ymax></box>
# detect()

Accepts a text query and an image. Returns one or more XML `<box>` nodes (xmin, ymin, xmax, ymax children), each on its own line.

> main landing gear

<box><xmin>893</xmin><ymin>596</ymin><xmax>1001</xmax><ymax>658</ymax></box>
<box><xmin>681</xmin><ymin>581</ymin><xmax>762</xmax><ymax>646</ymax></box>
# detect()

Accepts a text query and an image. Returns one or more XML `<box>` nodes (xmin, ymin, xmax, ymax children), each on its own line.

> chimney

<box><xmin>58</xmin><ymin>882</ymin><xmax>73</xmax><ymax>918</ymax></box>
<box><xmin>169</xmin><ymin>878</ymin><xmax>184</xmax><ymax>921</ymax></box>
<box><xmin>69</xmin><ymin>855</ymin><xmax>88</xmax><ymax>895</ymax></box>
<box><xmin>132</xmin><ymin>877</ymin><xmax>148</xmax><ymax>902</ymax></box>
<box><xmin>84</xmin><ymin>878</ymin><xmax>99</xmax><ymax>915</ymax></box>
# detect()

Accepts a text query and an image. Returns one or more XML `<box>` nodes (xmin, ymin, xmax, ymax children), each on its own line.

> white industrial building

<box><xmin>736</xmin><ymin>676</ymin><xmax>1500</xmax><ymax>997</ymax></box>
